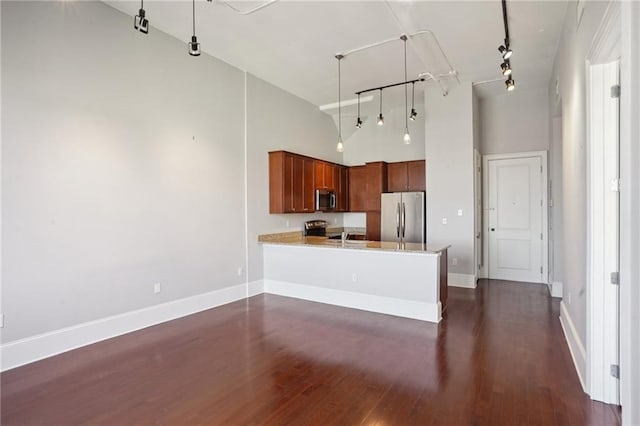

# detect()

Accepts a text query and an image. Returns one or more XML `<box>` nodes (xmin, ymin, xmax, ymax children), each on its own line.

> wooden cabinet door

<box><xmin>334</xmin><ymin>166</ymin><xmax>349</xmax><ymax>211</ymax></box>
<box><xmin>303</xmin><ymin>158</ymin><xmax>315</xmax><ymax>212</ymax></box>
<box><xmin>365</xmin><ymin>162</ymin><xmax>388</xmax><ymax>212</ymax></box>
<box><xmin>366</xmin><ymin>212</ymin><xmax>381</xmax><ymax>241</ymax></box>
<box><xmin>292</xmin><ymin>156</ymin><xmax>304</xmax><ymax>212</ymax></box>
<box><xmin>348</xmin><ymin>166</ymin><xmax>367</xmax><ymax>212</ymax></box>
<box><xmin>387</xmin><ymin>162</ymin><xmax>408</xmax><ymax>192</ymax></box>
<box><xmin>283</xmin><ymin>154</ymin><xmax>295</xmax><ymax>212</ymax></box>
<box><xmin>407</xmin><ymin>160</ymin><xmax>426</xmax><ymax>191</ymax></box>
<box><xmin>324</xmin><ymin>163</ymin><xmax>335</xmax><ymax>190</ymax></box>
<box><xmin>314</xmin><ymin>161</ymin><xmax>325</xmax><ymax>189</ymax></box>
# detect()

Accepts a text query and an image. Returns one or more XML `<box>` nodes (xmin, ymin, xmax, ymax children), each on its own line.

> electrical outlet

<box><xmin>351</xmin><ymin>273</ymin><xmax>358</xmax><ymax>283</ymax></box>
<box><xmin>237</xmin><ymin>267</ymin><xmax>243</xmax><ymax>277</ymax></box>
<box><xmin>154</xmin><ymin>283</ymin><xmax>162</xmax><ymax>294</ymax></box>
<box><xmin>442</xmin><ymin>218</ymin><xmax>448</xmax><ymax>225</ymax></box>
<box><xmin>452</xmin><ymin>258</ymin><xmax>458</xmax><ymax>266</ymax></box>
<box><xmin>285</xmin><ymin>220</ymin><xmax>290</xmax><ymax>227</ymax></box>
<box><xmin>457</xmin><ymin>209</ymin><xmax>463</xmax><ymax>216</ymax></box>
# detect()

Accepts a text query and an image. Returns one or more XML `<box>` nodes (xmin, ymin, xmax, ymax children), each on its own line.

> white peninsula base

<box><xmin>262</xmin><ymin>242</ymin><xmax>447</xmax><ymax>323</ymax></box>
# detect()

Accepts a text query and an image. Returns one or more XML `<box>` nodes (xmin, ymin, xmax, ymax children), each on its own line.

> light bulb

<box><xmin>355</xmin><ymin>117</ymin><xmax>362</xmax><ymax>128</ymax></box>
<box><xmin>410</xmin><ymin>109</ymin><xmax>417</xmax><ymax>121</ymax></box>
<box><xmin>403</xmin><ymin>129</ymin><xmax>411</xmax><ymax>144</ymax></box>
<box><xmin>336</xmin><ymin>138</ymin><xmax>344</xmax><ymax>153</ymax></box>
<box><xmin>506</xmin><ymin>77</ymin><xmax>515</xmax><ymax>91</ymax></box>
<box><xmin>377</xmin><ymin>113</ymin><xmax>384</xmax><ymax>126</ymax></box>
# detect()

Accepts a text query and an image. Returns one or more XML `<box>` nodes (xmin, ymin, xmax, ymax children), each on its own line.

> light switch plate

<box><xmin>442</xmin><ymin>218</ymin><xmax>448</xmax><ymax>225</ymax></box>
<box><xmin>457</xmin><ymin>209</ymin><xmax>463</xmax><ymax>216</ymax></box>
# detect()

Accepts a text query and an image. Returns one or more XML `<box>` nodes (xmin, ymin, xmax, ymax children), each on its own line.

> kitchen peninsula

<box><xmin>259</xmin><ymin>233</ymin><xmax>449</xmax><ymax>323</ymax></box>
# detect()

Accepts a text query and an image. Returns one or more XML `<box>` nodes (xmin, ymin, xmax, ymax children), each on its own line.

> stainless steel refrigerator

<box><xmin>380</xmin><ymin>192</ymin><xmax>425</xmax><ymax>244</ymax></box>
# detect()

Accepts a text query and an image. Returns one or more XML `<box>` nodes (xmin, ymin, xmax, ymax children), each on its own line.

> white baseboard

<box><xmin>448</xmin><ymin>273</ymin><xmax>477</xmax><ymax>288</ymax></box>
<box><xmin>247</xmin><ymin>279</ymin><xmax>264</xmax><ymax>297</ymax></box>
<box><xmin>551</xmin><ymin>281</ymin><xmax>563</xmax><ymax>298</ymax></box>
<box><xmin>1</xmin><ymin>283</ymin><xmax>248</xmax><ymax>372</ymax></box>
<box><xmin>559</xmin><ymin>301</ymin><xmax>587</xmax><ymax>391</ymax></box>
<box><xmin>264</xmin><ymin>279</ymin><xmax>440</xmax><ymax>323</ymax></box>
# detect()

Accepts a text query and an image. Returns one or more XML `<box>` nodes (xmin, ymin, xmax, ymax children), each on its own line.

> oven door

<box><xmin>315</xmin><ymin>189</ymin><xmax>336</xmax><ymax>211</ymax></box>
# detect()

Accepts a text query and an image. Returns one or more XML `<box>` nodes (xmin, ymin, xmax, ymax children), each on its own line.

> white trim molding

<box><xmin>448</xmin><ymin>273</ymin><xmax>477</xmax><ymax>288</ymax></box>
<box><xmin>551</xmin><ymin>281</ymin><xmax>563</xmax><ymax>298</ymax></box>
<box><xmin>247</xmin><ymin>279</ymin><xmax>265</xmax><ymax>297</ymax></box>
<box><xmin>482</xmin><ymin>151</ymin><xmax>549</xmax><ymax>284</ymax></box>
<box><xmin>559</xmin><ymin>301</ymin><xmax>587</xmax><ymax>392</ymax></box>
<box><xmin>264</xmin><ymin>279</ymin><xmax>441</xmax><ymax>323</ymax></box>
<box><xmin>1</xmin><ymin>283</ymin><xmax>248</xmax><ymax>372</ymax></box>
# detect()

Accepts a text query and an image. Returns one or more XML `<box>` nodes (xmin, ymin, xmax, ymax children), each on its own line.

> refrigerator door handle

<box><xmin>401</xmin><ymin>202</ymin><xmax>406</xmax><ymax>238</ymax></box>
<box><xmin>396</xmin><ymin>202</ymin><xmax>400</xmax><ymax>238</ymax></box>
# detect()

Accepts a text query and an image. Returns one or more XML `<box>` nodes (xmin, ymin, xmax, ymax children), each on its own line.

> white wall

<box><xmin>619</xmin><ymin>2</ymin><xmax>640</xmax><ymax>423</ymax></box>
<box><xmin>246</xmin><ymin>75</ymin><xmax>343</xmax><ymax>282</ymax></box>
<box><xmin>1</xmin><ymin>1</ymin><xmax>247</xmax><ymax>342</ymax></box>
<box><xmin>549</xmin><ymin>1</ymin><xmax>611</xmax><ymax>379</ymax></box>
<box><xmin>480</xmin><ymin>89</ymin><xmax>549</xmax><ymax>155</ymax></box>
<box><xmin>424</xmin><ymin>83</ymin><xmax>475</xmax><ymax>278</ymax></box>
<box><xmin>342</xmin><ymin>99</ymin><xmax>425</xmax><ymax>166</ymax></box>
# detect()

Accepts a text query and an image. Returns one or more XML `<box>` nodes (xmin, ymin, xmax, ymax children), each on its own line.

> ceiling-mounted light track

<box><xmin>335</xmin><ymin>27</ymin><xmax>457</xmax><ymax>98</ymax></box>
<box><xmin>134</xmin><ymin>0</ymin><xmax>149</xmax><ymax>34</ymax></box>
<box><xmin>188</xmin><ymin>0</ymin><xmax>201</xmax><ymax>56</ymax></box>
<box><xmin>499</xmin><ymin>0</ymin><xmax>515</xmax><ymax>91</ymax></box>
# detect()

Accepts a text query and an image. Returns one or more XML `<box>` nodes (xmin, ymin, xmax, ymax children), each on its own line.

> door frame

<box><xmin>481</xmin><ymin>151</ymin><xmax>549</xmax><ymax>283</ymax></box>
<box><xmin>585</xmin><ymin>0</ymin><xmax>621</xmax><ymax>405</ymax></box>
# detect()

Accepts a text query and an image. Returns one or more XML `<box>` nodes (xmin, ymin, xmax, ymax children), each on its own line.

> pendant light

<box><xmin>377</xmin><ymin>89</ymin><xmax>384</xmax><ymax>126</ymax></box>
<box><xmin>188</xmin><ymin>0</ymin><xmax>201</xmax><ymax>56</ymax></box>
<box><xmin>134</xmin><ymin>0</ymin><xmax>149</xmax><ymax>34</ymax></box>
<box><xmin>409</xmin><ymin>82</ymin><xmax>417</xmax><ymax>121</ymax></box>
<box><xmin>402</xmin><ymin>35</ymin><xmax>411</xmax><ymax>145</ymax></box>
<box><xmin>336</xmin><ymin>54</ymin><xmax>344</xmax><ymax>153</ymax></box>
<box><xmin>355</xmin><ymin>93</ymin><xmax>362</xmax><ymax>128</ymax></box>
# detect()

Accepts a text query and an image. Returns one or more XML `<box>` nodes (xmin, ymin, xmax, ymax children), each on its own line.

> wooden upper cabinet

<box><xmin>269</xmin><ymin>151</ymin><xmax>315</xmax><ymax>214</ymax></box>
<box><xmin>365</xmin><ymin>162</ymin><xmax>388</xmax><ymax>212</ymax></box>
<box><xmin>348</xmin><ymin>166</ymin><xmax>367</xmax><ymax>212</ymax></box>
<box><xmin>334</xmin><ymin>166</ymin><xmax>349</xmax><ymax>212</ymax></box>
<box><xmin>302</xmin><ymin>158</ymin><xmax>315</xmax><ymax>212</ymax></box>
<box><xmin>314</xmin><ymin>161</ymin><xmax>335</xmax><ymax>190</ymax></box>
<box><xmin>407</xmin><ymin>160</ymin><xmax>426</xmax><ymax>191</ymax></box>
<box><xmin>386</xmin><ymin>160</ymin><xmax>426</xmax><ymax>192</ymax></box>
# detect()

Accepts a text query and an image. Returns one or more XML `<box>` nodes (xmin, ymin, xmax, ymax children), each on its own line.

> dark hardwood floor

<box><xmin>1</xmin><ymin>279</ymin><xmax>621</xmax><ymax>425</ymax></box>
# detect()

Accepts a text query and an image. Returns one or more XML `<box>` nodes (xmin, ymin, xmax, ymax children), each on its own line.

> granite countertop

<box><xmin>258</xmin><ymin>233</ymin><xmax>449</xmax><ymax>254</ymax></box>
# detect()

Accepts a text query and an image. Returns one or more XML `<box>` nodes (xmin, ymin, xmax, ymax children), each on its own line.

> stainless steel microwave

<box><xmin>315</xmin><ymin>189</ymin><xmax>336</xmax><ymax>211</ymax></box>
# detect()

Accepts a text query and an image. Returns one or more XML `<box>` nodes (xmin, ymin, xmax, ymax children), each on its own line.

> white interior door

<box><xmin>488</xmin><ymin>156</ymin><xmax>544</xmax><ymax>283</ymax></box>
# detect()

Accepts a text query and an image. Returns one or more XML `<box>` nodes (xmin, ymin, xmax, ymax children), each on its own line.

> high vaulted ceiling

<box><xmin>105</xmin><ymin>0</ymin><xmax>568</xmax><ymax>106</ymax></box>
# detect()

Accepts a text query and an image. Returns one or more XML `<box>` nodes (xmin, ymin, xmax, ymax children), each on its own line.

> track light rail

<box><xmin>355</xmin><ymin>78</ymin><xmax>425</xmax><ymax>96</ymax></box>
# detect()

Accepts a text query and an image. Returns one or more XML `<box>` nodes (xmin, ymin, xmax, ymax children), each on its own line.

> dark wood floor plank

<box><xmin>1</xmin><ymin>279</ymin><xmax>621</xmax><ymax>425</ymax></box>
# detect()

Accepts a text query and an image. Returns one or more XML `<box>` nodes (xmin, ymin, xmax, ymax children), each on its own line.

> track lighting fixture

<box><xmin>377</xmin><ymin>89</ymin><xmax>384</xmax><ymax>126</ymax></box>
<box><xmin>498</xmin><ymin>44</ymin><xmax>512</xmax><ymax>60</ymax></box>
<box><xmin>188</xmin><ymin>0</ymin><xmax>201</xmax><ymax>56</ymax></box>
<box><xmin>336</xmin><ymin>54</ymin><xmax>344</xmax><ymax>153</ymax></box>
<box><xmin>500</xmin><ymin>60</ymin><xmax>512</xmax><ymax>76</ymax></box>
<box><xmin>499</xmin><ymin>0</ymin><xmax>516</xmax><ymax>91</ymax></box>
<box><xmin>402</xmin><ymin>35</ymin><xmax>411</xmax><ymax>145</ymax></box>
<box><xmin>409</xmin><ymin>82</ymin><xmax>417</xmax><ymax>121</ymax></box>
<box><xmin>506</xmin><ymin>77</ymin><xmax>515</xmax><ymax>91</ymax></box>
<box><xmin>134</xmin><ymin>0</ymin><xmax>149</xmax><ymax>34</ymax></box>
<box><xmin>355</xmin><ymin>94</ymin><xmax>362</xmax><ymax>128</ymax></box>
